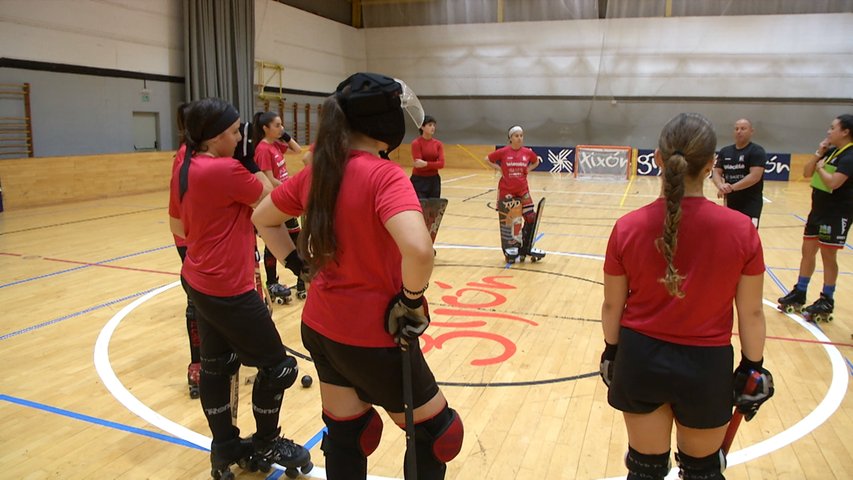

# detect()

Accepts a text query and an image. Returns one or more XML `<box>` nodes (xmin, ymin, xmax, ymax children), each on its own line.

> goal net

<box><xmin>574</xmin><ymin>145</ymin><xmax>632</xmax><ymax>180</ymax></box>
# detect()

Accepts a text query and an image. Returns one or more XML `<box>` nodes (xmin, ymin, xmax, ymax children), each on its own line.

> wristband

<box><xmin>402</xmin><ymin>283</ymin><xmax>429</xmax><ymax>297</ymax></box>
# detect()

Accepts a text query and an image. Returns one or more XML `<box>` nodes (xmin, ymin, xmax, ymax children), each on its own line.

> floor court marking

<box><xmin>92</xmin><ymin>249</ymin><xmax>847</xmax><ymax>480</ymax></box>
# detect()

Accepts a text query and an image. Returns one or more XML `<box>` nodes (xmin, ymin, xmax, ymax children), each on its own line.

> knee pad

<box><xmin>201</xmin><ymin>352</ymin><xmax>240</xmax><ymax>377</ymax></box>
<box><xmin>675</xmin><ymin>449</ymin><xmax>726</xmax><ymax>480</ymax></box>
<box><xmin>254</xmin><ymin>356</ymin><xmax>298</xmax><ymax>392</ymax></box>
<box><xmin>625</xmin><ymin>446</ymin><xmax>670</xmax><ymax>480</ymax></box>
<box><xmin>413</xmin><ymin>405</ymin><xmax>464</xmax><ymax>463</ymax></box>
<box><xmin>263</xmin><ymin>248</ymin><xmax>277</xmax><ymax>269</ymax></box>
<box><xmin>322</xmin><ymin>407</ymin><xmax>383</xmax><ymax>457</ymax></box>
<box><xmin>284</xmin><ymin>250</ymin><xmax>304</xmax><ymax>278</ymax></box>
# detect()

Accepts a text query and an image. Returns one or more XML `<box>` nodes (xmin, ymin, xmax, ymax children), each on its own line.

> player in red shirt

<box><xmin>170</xmin><ymin>103</ymin><xmax>202</xmax><ymax>399</ymax></box>
<box><xmin>599</xmin><ymin>113</ymin><xmax>773</xmax><ymax>480</ymax></box>
<box><xmin>410</xmin><ymin>115</ymin><xmax>445</xmax><ymax>199</ymax></box>
<box><xmin>252</xmin><ymin>111</ymin><xmax>307</xmax><ymax>301</ymax></box>
<box><xmin>486</xmin><ymin>125</ymin><xmax>543</xmax><ymax>261</ymax></box>
<box><xmin>168</xmin><ymin>98</ymin><xmax>312</xmax><ymax>478</ymax></box>
<box><xmin>254</xmin><ymin>73</ymin><xmax>463</xmax><ymax>479</ymax></box>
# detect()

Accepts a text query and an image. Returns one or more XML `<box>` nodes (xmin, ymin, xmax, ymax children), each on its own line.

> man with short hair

<box><xmin>712</xmin><ymin>118</ymin><xmax>768</xmax><ymax>228</ymax></box>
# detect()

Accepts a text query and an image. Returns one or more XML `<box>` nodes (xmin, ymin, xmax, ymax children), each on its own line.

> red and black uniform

<box><xmin>604</xmin><ymin>197</ymin><xmax>764</xmax><ymax>427</ymax></box>
<box><xmin>715</xmin><ymin>142</ymin><xmax>767</xmax><ymax>223</ymax></box>
<box><xmin>806</xmin><ymin>144</ymin><xmax>853</xmax><ymax>248</ymax></box>
<box><xmin>488</xmin><ymin>145</ymin><xmax>539</xmax><ymax>245</ymax></box>
<box><xmin>410</xmin><ymin>136</ymin><xmax>445</xmax><ymax>199</ymax></box>
<box><xmin>255</xmin><ymin>139</ymin><xmax>302</xmax><ymax>283</ymax></box>
<box><xmin>270</xmin><ymin>149</ymin><xmax>440</xmax><ymax>408</ymax></box>
<box><xmin>169</xmin><ymin>154</ymin><xmax>288</xmax><ymax>442</ymax></box>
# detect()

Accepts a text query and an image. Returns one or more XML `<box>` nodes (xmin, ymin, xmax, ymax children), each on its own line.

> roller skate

<box><xmin>246</xmin><ymin>429</ymin><xmax>313</xmax><ymax>479</ymax></box>
<box><xmin>777</xmin><ymin>288</ymin><xmax>806</xmax><ymax>314</ymax></box>
<box><xmin>527</xmin><ymin>246</ymin><xmax>546</xmax><ymax>263</ymax></box>
<box><xmin>210</xmin><ymin>437</ymin><xmax>253</xmax><ymax>480</ymax></box>
<box><xmin>187</xmin><ymin>362</ymin><xmax>201</xmax><ymax>399</ymax></box>
<box><xmin>295</xmin><ymin>277</ymin><xmax>307</xmax><ymax>300</ymax></box>
<box><xmin>503</xmin><ymin>246</ymin><xmax>520</xmax><ymax>264</ymax></box>
<box><xmin>803</xmin><ymin>293</ymin><xmax>834</xmax><ymax>323</ymax></box>
<box><xmin>267</xmin><ymin>280</ymin><xmax>292</xmax><ymax>305</ymax></box>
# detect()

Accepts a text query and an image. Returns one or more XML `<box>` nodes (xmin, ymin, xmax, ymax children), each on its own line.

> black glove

<box><xmin>384</xmin><ymin>291</ymin><xmax>430</xmax><ymax>344</ymax></box>
<box><xmin>733</xmin><ymin>355</ymin><xmax>774</xmax><ymax>421</ymax></box>
<box><xmin>599</xmin><ymin>342</ymin><xmax>617</xmax><ymax>387</ymax></box>
<box><xmin>280</xmin><ymin>131</ymin><xmax>292</xmax><ymax>143</ymax></box>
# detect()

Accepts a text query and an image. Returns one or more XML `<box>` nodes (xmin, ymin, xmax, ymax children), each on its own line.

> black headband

<box><xmin>199</xmin><ymin>105</ymin><xmax>240</xmax><ymax>142</ymax></box>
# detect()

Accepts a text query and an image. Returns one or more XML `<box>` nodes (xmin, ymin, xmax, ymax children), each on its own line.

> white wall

<box><xmin>0</xmin><ymin>0</ymin><xmax>183</xmax><ymax>76</ymax></box>
<box><xmin>254</xmin><ymin>0</ymin><xmax>365</xmax><ymax>93</ymax></box>
<box><xmin>364</xmin><ymin>13</ymin><xmax>852</xmax><ymax>99</ymax></box>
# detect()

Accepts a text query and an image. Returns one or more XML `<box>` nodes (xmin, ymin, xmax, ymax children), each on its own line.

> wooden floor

<box><xmin>1</xmin><ymin>167</ymin><xmax>851</xmax><ymax>479</ymax></box>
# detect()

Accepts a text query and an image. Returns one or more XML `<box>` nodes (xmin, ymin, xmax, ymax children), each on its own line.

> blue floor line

<box><xmin>0</xmin><ymin>284</ymin><xmax>167</xmax><ymax>341</ymax></box>
<box><xmin>0</xmin><ymin>393</ymin><xmax>207</xmax><ymax>451</ymax></box>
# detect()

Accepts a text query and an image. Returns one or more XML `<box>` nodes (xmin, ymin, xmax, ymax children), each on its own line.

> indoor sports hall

<box><xmin>1</xmin><ymin>1</ymin><xmax>851</xmax><ymax>479</ymax></box>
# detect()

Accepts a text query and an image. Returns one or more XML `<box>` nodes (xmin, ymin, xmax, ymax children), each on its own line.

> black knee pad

<box><xmin>625</xmin><ymin>446</ymin><xmax>670</xmax><ymax>480</ymax></box>
<box><xmin>254</xmin><ymin>356</ymin><xmax>298</xmax><ymax>392</ymax></box>
<box><xmin>321</xmin><ymin>408</ymin><xmax>383</xmax><ymax>480</ymax></box>
<box><xmin>414</xmin><ymin>405</ymin><xmax>464</xmax><ymax>464</ymax></box>
<box><xmin>675</xmin><ymin>449</ymin><xmax>726</xmax><ymax>480</ymax></box>
<box><xmin>322</xmin><ymin>407</ymin><xmax>383</xmax><ymax>457</ymax></box>
<box><xmin>201</xmin><ymin>352</ymin><xmax>240</xmax><ymax>377</ymax></box>
<box><xmin>284</xmin><ymin>250</ymin><xmax>303</xmax><ymax>278</ymax></box>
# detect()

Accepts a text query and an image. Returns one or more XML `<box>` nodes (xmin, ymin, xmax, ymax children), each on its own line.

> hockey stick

<box><xmin>722</xmin><ymin>371</ymin><xmax>761</xmax><ymax>454</ymax></box>
<box><xmin>400</xmin><ymin>336</ymin><xmax>418</xmax><ymax>480</ymax></box>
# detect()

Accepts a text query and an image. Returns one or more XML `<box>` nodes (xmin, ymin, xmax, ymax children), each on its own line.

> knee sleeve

<box><xmin>625</xmin><ymin>446</ymin><xmax>670</xmax><ymax>480</ymax></box>
<box><xmin>263</xmin><ymin>247</ymin><xmax>278</xmax><ymax>269</ymax></box>
<box><xmin>254</xmin><ymin>356</ymin><xmax>298</xmax><ymax>392</ymax></box>
<box><xmin>322</xmin><ymin>408</ymin><xmax>383</xmax><ymax>457</ymax></box>
<box><xmin>201</xmin><ymin>352</ymin><xmax>240</xmax><ymax>377</ymax></box>
<box><xmin>414</xmin><ymin>405</ymin><xmax>464</xmax><ymax>463</ymax></box>
<box><xmin>675</xmin><ymin>449</ymin><xmax>726</xmax><ymax>480</ymax></box>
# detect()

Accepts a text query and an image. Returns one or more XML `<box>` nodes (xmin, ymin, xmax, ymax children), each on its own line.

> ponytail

<box><xmin>655</xmin><ymin>113</ymin><xmax>717</xmax><ymax>297</ymax></box>
<box><xmin>298</xmin><ymin>95</ymin><xmax>351</xmax><ymax>276</ymax></box>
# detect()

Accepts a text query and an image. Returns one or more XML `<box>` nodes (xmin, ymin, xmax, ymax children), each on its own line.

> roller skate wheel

<box><xmin>297</xmin><ymin>291</ymin><xmax>307</xmax><ymax>300</ymax></box>
<box><xmin>274</xmin><ymin>297</ymin><xmax>286</xmax><ymax>305</ymax></box>
<box><xmin>285</xmin><ymin>467</ymin><xmax>300</xmax><ymax>479</ymax></box>
<box><xmin>301</xmin><ymin>461</ymin><xmax>314</xmax><ymax>474</ymax></box>
<box><xmin>211</xmin><ymin>468</ymin><xmax>235</xmax><ymax>480</ymax></box>
<box><xmin>188</xmin><ymin>385</ymin><xmax>199</xmax><ymax>399</ymax></box>
<box><xmin>531</xmin><ymin>257</ymin><xmax>540</xmax><ymax>263</ymax></box>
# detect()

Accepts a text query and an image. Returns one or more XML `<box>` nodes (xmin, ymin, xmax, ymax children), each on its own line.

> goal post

<box><xmin>574</xmin><ymin>145</ymin><xmax>633</xmax><ymax>180</ymax></box>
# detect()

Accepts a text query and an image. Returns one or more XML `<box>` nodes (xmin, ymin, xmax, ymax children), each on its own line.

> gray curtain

<box><xmin>184</xmin><ymin>0</ymin><xmax>255</xmax><ymax>119</ymax></box>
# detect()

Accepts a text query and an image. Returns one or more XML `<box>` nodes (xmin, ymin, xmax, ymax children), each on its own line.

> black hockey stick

<box><xmin>400</xmin><ymin>336</ymin><xmax>418</xmax><ymax>479</ymax></box>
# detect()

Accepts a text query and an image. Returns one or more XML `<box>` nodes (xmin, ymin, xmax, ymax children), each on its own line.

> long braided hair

<box><xmin>656</xmin><ymin>113</ymin><xmax>717</xmax><ymax>297</ymax></box>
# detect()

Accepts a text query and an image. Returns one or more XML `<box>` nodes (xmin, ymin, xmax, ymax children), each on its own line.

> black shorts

<box><xmin>410</xmin><ymin>175</ymin><xmax>441</xmax><ymax>199</ymax></box>
<box><xmin>608</xmin><ymin>328</ymin><xmax>734</xmax><ymax>429</ymax></box>
<box><xmin>804</xmin><ymin>210</ymin><xmax>851</xmax><ymax>248</ymax></box>
<box><xmin>301</xmin><ymin>323</ymin><xmax>439</xmax><ymax>413</ymax></box>
<box><xmin>726</xmin><ymin>197</ymin><xmax>762</xmax><ymax>228</ymax></box>
<box><xmin>181</xmin><ymin>277</ymin><xmax>286</xmax><ymax>367</ymax></box>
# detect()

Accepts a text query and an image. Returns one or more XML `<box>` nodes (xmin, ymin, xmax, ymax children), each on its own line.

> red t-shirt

<box><xmin>168</xmin><ymin>154</ymin><xmax>263</xmax><ymax>297</ymax></box>
<box><xmin>270</xmin><ymin>150</ymin><xmax>422</xmax><ymax>347</ymax></box>
<box><xmin>171</xmin><ymin>144</ymin><xmax>188</xmax><ymax>248</ymax></box>
<box><xmin>488</xmin><ymin>145</ymin><xmax>537</xmax><ymax>195</ymax></box>
<box><xmin>411</xmin><ymin>137</ymin><xmax>445</xmax><ymax>177</ymax></box>
<box><xmin>255</xmin><ymin>140</ymin><xmax>289</xmax><ymax>182</ymax></box>
<box><xmin>604</xmin><ymin>197</ymin><xmax>764</xmax><ymax>346</ymax></box>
